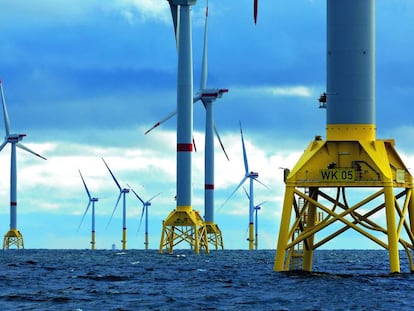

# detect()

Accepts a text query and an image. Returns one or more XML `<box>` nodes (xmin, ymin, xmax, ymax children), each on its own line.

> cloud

<box><xmin>0</xmin><ymin>1</ymin><xmax>101</xmax><ymax>25</ymax></box>
<box><xmin>0</xmin><ymin>0</ymin><xmax>171</xmax><ymax>26</ymax></box>
<box><xmin>0</xmin><ymin>127</ymin><xmax>293</xmax><ymax>217</ymax></box>
<box><xmin>111</xmin><ymin>0</ymin><xmax>171</xmax><ymax>24</ymax></box>
<box><xmin>267</xmin><ymin>86</ymin><xmax>314</xmax><ymax>97</ymax></box>
<box><xmin>229</xmin><ymin>85</ymin><xmax>316</xmax><ymax>98</ymax></box>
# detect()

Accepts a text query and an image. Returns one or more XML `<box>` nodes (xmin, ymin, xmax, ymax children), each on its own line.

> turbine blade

<box><xmin>129</xmin><ymin>185</ymin><xmax>145</xmax><ymax>205</ymax></box>
<box><xmin>256</xmin><ymin>201</ymin><xmax>267</xmax><ymax>208</ymax></box>
<box><xmin>78</xmin><ymin>170</ymin><xmax>92</xmax><ymax>200</ymax></box>
<box><xmin>242</xmin><ymin>186</ymin><xmax>250</xmax><ymax>200</ymax></box>
<box><xmin>77</xmin><ymin>201</ymin><xmax>91</xmax><ymax>232</ymax></box>
<box><xmin>102</xmin><ymin>157</ymin><xmax>122</xmax><ymax>192</ymax></box>
<box><xmin>214</xmin><ymin>124</ymin><xmax>230</xmax><ymax>161</ymax></box>
<box><xmin>199</xmin><ymin>0</ymin><xmax>209</xmax><ymax>90</ymax></box>
<box><xmin>254</xmin><ymin>0</ymin><xmax>258</xmax><ymax>24</ymax></box>
<box><xmin>239</xmin><ymin>121</ymin><xmax>249</xmax><ymax>174</ymax></box>
<box><xmin>0</xmin><ymin>79</ymin><xmax>11</xmax><ymax>136</ymax></box>
<box><xmin>244</xmin><ymin>225</ymin><xmax>250</xmax><ymax>239</ymax></box>
<box><xmin>16</xmin><ymin>142</ymin><xmax>47</xmax><ymax>160</ymax></box>
<box><xmin>254</xmin><ymin>178</ymin><xmax>271</xmax><ymax>190</ymax></box>
<box><xmin>193</xmin><ymin>136</ymin><xmax>197</xmax><ymax>152</ymax></box>
<box><xmin>220</xmin><ymin>176</ymin><xmax>248</xmax><ymax>209</ymax></box>
<box><xmin>144</xmin><ymin>110</ymin><xmax>177</xmax><ymax>135</ymax></box>
<box><xmin>193</xmin><ymin>93</ymin><xmax>202</xmax><ymax>103</ymax></box>
<box><xmin>0</xmin><ymin>139</ymin><xmax>8</xmax><ymax>153</ymax></box>
<box><xmin>168</xmin><ymin>1</ymin><xmax>179</xmax><ymax>47</ymax></box>
<box><xmin>137</xmin><ymin>206</ymin><xmax>145</xmax><ymax>233</ymax></box>
<box><xmin>147</xmin><ymin>192</ymin><xmax>161</xmax><ymax>203</ymax></box>
<box><xmin>106</xmin><ymin>192</ymin><xmax>122</xmax><ymax>228</ymax></box>
<box><xmin>145</xmin><ymin>94</ymin><xmax>201</xmax><ymax>135</ymax></box>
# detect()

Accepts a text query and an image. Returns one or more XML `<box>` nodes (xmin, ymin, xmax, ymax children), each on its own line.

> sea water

<box><xmin>0</xmin><ymin>249</ymin><xmax>413</xmax><ymax>310</ymax></box>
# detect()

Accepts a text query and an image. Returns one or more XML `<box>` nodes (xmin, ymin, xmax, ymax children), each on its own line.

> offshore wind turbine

<box><xmin>198</xmin><ymin>0</ymin><xmax>228</xmax><ymax>250</ymax></box>
<box><xmin>243</xmin><ymin>186</ymin><xmax>266</xmax><ymax>250</ymax></box>
<box><xmin>144</xmin><ymin>2</ymin><xmax>228</xmax><ymax>162</ymax></box>
<box><xmin>221</xmin><ymin>122</ymin><xmax>268</xmax><ymax>250</ymax></box>
<box><xmin>77</xmin><ymin>170</ymin><xmax>98</xmax><ymax>250</ymax></box>
<box><xmin>159</xmin><ymin>0</ymin><xmax>209</xmax><ymax>254</ymax></box>
<box><xmin>254</xmin><ymin>201</ymin><xmax>266</xmax><ymax>250</ymax></box>
<box><xmin>146</xmin><ymin>1</ymin><xmax>228</xmax><ymax>250</ymax></box>
<box><xmin>259</xmin><ymin>0</ymin><xmax>414</xmax><ymax>274</ymax></box>
<box><xmin>102</xmin><ymin>157</ymin><xmax>130</xmax><ymax>251</ymax></box>
<box><xmin>0</xmin><ymin>79</ymin><xmax>47</xmax><ymax>249</ymax></box>
<box><xmin>130</xmin><ymin>187</ymin><xmax>161</xmax><ymax>250</ymax></box>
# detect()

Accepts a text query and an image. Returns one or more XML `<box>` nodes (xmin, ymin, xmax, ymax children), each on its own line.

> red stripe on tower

<box><xmin>177</xmin><ymin>143</ymin><xmax>193</xmax><ymax>152</ymax></box>
<box><xmin>205</xmin><ymin>184</ymin><xmax>214</xmax><ymax>190</ymax></box>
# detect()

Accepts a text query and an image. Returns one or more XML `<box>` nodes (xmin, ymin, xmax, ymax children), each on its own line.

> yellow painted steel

<box><xmin>274</xmin><ymin>186</ymin><xmax>294</xmax><ymax>271</ymax></box>
<box><xmin>91</xmin><ymin>231</ymin><xmax>95</xmax><ymax>250</ymax></box>
<box><xmin>159</xmin><ymin>206</ymin><xmax>209</xmax><ymax>254</ymax></box>
<box><xmin>274</xmin><ymin>136</ymin><xmax>414</xmax><ymax>273</ymax></box>
<box><xmin>145</xmin><ymin>232</ymin><xmax>149</xmax><ymax>250</ymax></box>
<box><xmin>3</xmin><ymin>229</ymin><xmax>24</xmax><ymax>249</ymax></box>
<box><xmin>384</xmin><ymin>185</ymin><xmax>400</xmax><ymax>273</ymax></box>
<box><xmin>326</xmin><ymin>124</ymin><xmax>376</xmax><ymax>141</ymax></box>
<box><xmin>409</xmin><ymin>191</ymin><xmax>414</xmax><ymax>239</ymax></box>
<box><xmin>205</xmin><ymin>222</ymin><xmax>224</xmax><ymax>250</ymax></box>
<box><xmin>302</xmin><ymin>188</ymin><xmax>318</xmax><ymax>271</ymax></box>
<box><xmin>249</xmin><ymin>223</ymin><xmax>254</xmax><ymax>250</ymax></box>
<box><xmin>122</xmin><ymin>228</ymin><xmax>127</xmax><ymax>251</ymax></box>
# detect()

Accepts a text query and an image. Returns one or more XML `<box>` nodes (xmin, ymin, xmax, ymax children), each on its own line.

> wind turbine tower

<box><xmin>78</xmin><ymin>170</ymin><xmax>99</xmax><ymax>250</ymax></box>
<box><xmin>202</xmin><ymin>86</ymin><xmax>227</xmax><ymax>250</ymax></box>
<box><xmin>130</xmin><ymin>187</ymin><xmax>161</xmax><ymax>250</ymax></box>
<box><xmin>198</xmin><ymin>0</ymin><xmax>227</xmax><ymax>250</ymax></box>
<box><xmin>0</xmin><ymin>79</ymin><xmax>47</xmax><ymax>249</ymax></box>
<box><xmin>159</xmin><ymin>0</ymin><xmax>209</xmax><ymax>254</ymax></box>
<box><xmin>242</xmin><ymin>186</ymin><xmax>266</xmax><ymax>250</ymax></box>
<box><xmin>102</xmin><ymin>158</ymin><xmax>130</xmax><ymax>251</ymax></box>
<box><xmin>222</xmin><ymin>123</ymin><xmax>267</xmax><ymax>250</ymax></box>
<box><xmin>254</xmin><ymin>204</ymin><xmax>260</xmax><ymax>250</ymax></box>
<box><xmin>146</xmin><ymin>1</ymin><xmax>228</xmax><ymax>252</ymax></box>
<box><xmin>271</xmin><ymin>0</ymin><xmax>414</xmax><ymax>273</ymax></box>
<box><xmin>254</xmin><ymin>201</ymin><xmax>265</xmax><ymax>250</ymax></box>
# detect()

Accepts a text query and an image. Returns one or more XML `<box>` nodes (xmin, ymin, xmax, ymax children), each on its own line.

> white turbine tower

<box><xmin>130</xmin><ymin>187</ymin><xmax>161</xmax><ymax>250</ymax></box>
<box><xmin>144</xmin><ymin>3</ymin><xmax>228</xmax><ymax>161</ymax></box>
<box><xmin>221</xmin><ymin>122</ymin><xmax>268</xmax><ymax>250</ymax></box>
<box><xmin>77</xmin><ymin>170</ymin><xmax>98</xmax><ymax>250</ymax></box>
<box><xmin>0</xmin><ymin>79</ymin><xmax>47</xmax><ymax>249</ymax></box>
<box><xmin>102</xmin><ymin>157</ymin><xmax>130</xmax><ymax>251</ymax></box>
<box><xmin>242</xmin><ymin>186</ymin><xmax>266</xmax><ymax>250</ymax></box>
<box><xmin>158</xmin><ymin>0</ymin><xmax>209</xmax><ymax>254</ymax></box>
<box><xmin>253</xmin><ymin>202</ymin><xmax>266</xmax><ymax>250</ymax></box>
<box><xmin>198</xmin><ymin>0</ymin><xmax>228</xmax><ymax>250</ymax></box>
<box><xmin>145</xmin><ymin>0</ymin><xmax>228</xmax><ymax>250</ymax></box>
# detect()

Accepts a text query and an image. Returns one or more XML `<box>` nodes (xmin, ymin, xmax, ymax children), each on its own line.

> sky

<box><xmin>0</xmin><ymin>0</ymin><xmax>414</xmax><ymax>250</ymax></box>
